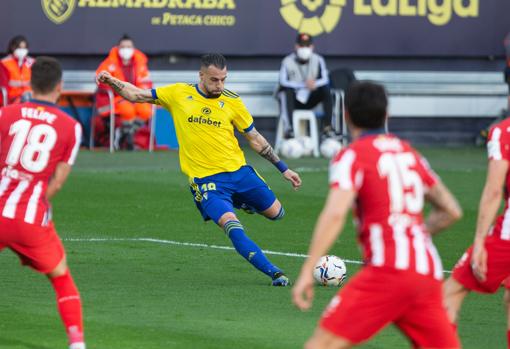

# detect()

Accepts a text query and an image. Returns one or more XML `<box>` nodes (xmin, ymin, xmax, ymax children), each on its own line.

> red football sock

<box><xmin>50</xmin><ymin>270</ymin><xmax>84</xmax><ymax>344</ymax></box>
<box><xmin>507</xmin><ymin>330</ymin><xmax>510</xmax><ymax>349</ymax></box>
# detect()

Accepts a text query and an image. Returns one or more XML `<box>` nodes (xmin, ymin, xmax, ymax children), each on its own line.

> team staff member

<box><xmin>97</xmin><ymin>53</ymin><xmax>302</xmax><ymax>286</ymax></box>
<box><xmin>95</xmin><ymin>34</ymin><xmax>152</xmax><ymax>149</ymax></box>
<box><xmin>277</xmin><ymin>33</ymin><xmax>334</xmax><ymax>140</ymax></box>
<box><xmin>0</xmin><ymin>35</ymin><xmax>34</xmax><ymax>105</ymax></box>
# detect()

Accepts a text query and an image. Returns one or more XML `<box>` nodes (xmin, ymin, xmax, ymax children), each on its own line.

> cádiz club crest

<box><xmin>42</xmin><ymin>0</ymin><xmax>76</xmax><ymax>24</ymax></box>
<box><xmin>280</xmin><ymin>0</ymin><xmax>346</xmax><ymax>36</ymax></box>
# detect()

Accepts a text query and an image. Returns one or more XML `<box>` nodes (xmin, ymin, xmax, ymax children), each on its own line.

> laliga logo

<box><xmin>41</xmin><ymin>0</ymin><xmax>76</xmax><ymax>24</ymax></box>
<box><xmin>280</xmin><ymin>0</ymin><xmax>346</xmax><ymax>36</ymax></box>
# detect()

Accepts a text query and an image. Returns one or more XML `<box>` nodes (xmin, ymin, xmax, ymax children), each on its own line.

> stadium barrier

<box><xmin>60</xmin><ymin>70</ymin><xmax>508</xmax><ymax>147</ymax></box>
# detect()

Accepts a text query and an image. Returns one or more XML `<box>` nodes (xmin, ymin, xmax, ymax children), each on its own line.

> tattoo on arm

<box><xmin>250</xmin><ymin>130</ymin><xmax>280</xmax><ymax>163</ymax></box>
<box><xmin>246</xmin><ymin>128</ymin><xmax>281</xmax><ymax>164</ymax></box>
<box><xmin>259</xmin><ymin>143</ymin><xmax>280</xmax><ymax>164</ymax></box>
<box><xmin>110</xmin><ymin>79</ymin><xmax>125</xmax><ymax>93</ymax></box>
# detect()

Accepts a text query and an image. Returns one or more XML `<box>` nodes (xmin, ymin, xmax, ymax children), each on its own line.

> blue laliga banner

<box><xmin>0</xmin><ymin>0</ymin><xmax>507</xmax><ymax>57</ymax></box>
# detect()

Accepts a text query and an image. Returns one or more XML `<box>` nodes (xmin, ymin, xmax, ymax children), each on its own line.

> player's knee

<box><xmin>442</xmin><ymin>277</ymin><xmax>455</xmax><ymax>298</ymax></box>
<box><xmin>269</xmin><ymin>206</ymin><xmax>285</xmax><ymax>221</ymax></box>
<box><xmin>218</xmin><ymin>212</ymin><xmax>238</xmax><ymax>228</ymax></box>
<box><xmin>305</xmin><ymin>334</ymin><xmax>351</xmax><ymax>349</ymax></box>
<box><xmin>503</xmin><ymin>290</ymin><xmax>510</xmax><ymax>307</ymax></box>
<box><xmin>46</xmin><ymin>257</ymin><xmax>68</xmax><ymax>278</ymax></box>
<box><xmin>304</xmin><ymin>337</ymin><xmax>325</xmax><ymax>349</ymax></box>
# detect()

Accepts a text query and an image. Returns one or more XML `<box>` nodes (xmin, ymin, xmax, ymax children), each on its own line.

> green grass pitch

<box><xmin>0</xmin><ymin>146</ymin><xmax>506</xmax><ymax>348</ymax></box>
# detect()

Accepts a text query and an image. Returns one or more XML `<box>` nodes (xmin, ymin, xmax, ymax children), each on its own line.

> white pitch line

<box><xmin>63</xmin><ymin>237</ymin><xmax>363</xmax><ymax>265</ymax></box>
<box><xmin>294</xmin><ymin>167</ymin><xmax>328</xmax><ymax>173</ymax></box>
<box><xmin>63</xmin><ymin>237</ymin><xmax>452</xmax><ymax>273</ymax></box>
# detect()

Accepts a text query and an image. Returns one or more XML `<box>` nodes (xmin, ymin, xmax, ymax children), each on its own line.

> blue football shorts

<box><xmin>189</xmin><ymin>165</ymin><xmax>277</xmax><ymax>224</ymax></box>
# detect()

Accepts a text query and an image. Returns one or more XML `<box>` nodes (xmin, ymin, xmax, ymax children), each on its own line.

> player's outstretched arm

<box><xmin>424</xmin><ymin>180</ymin><xmax>463</xmax><ymax>235</ymax></box>
<box><xmin>292</xmin><ymin>187</ymin><xmax>355</xmax><ymax>311</ymax></box>
<box><xmin>244</xmin><ymin>128</ymin><xmax>302</xmax><ymax>189</ymax></box>
<box><xmin>470</xmin><ymin>159</ymin><xmax>508</xmax><ymax>281</ymax></box>
<box><xmin>96</xmin><ymin>70</ymin><xmax>154</xmax><ymax>103</ymax></box>
<box><xmin>47</xmin><ymin>162</ymin><xmax>72</xmax><ymax>200</ymax></box>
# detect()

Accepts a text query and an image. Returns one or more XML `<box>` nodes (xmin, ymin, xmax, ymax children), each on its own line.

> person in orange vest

<box><xmin>0</xmin><ymin>35</ymin><xmax>34</xmax><ymax>106</ymax></box>
<box><xmin>95</xmin><ymin>34</ymin><xmax>153</xmax><ymax>150</ymax></box>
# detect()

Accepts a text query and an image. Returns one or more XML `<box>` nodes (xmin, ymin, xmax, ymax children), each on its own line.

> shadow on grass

<box><xmin>0</xmin><ymin>337</ymin><xmax>52</xmax><ymax>349</ymax></box>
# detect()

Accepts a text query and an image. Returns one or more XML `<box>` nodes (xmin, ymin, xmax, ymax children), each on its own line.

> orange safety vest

<box><xmin>95</xmin><ymin>47</ymin><xmax>152</xmax><ymax>115</ymax></box>
<box><xmin>0</xmin><ymin>55</ymin><xmax>34</xmax><ymax>102</ymax></box>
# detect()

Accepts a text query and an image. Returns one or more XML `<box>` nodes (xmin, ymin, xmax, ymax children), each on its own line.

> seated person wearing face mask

<box><xmin>95</xmin><ymin>34</ymin><xmax>152</xmax><ymax>150</ymax></box>
<box><xmin>277</xmin><ymin>33</ymin><xmax>334</xmax><ymax>140</ymax></box>
<box><xmin>0</xmin><ymin>35</ymin><xmax>34</xmax><ymax>106</ymax></box>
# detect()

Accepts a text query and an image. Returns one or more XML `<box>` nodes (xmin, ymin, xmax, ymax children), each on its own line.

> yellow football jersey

<box><xmin>153</xmin><ymin>83</ymin><xmax>254</xmax><ymax>178</ymax></box>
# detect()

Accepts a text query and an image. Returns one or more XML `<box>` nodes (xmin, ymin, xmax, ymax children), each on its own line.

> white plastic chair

<box><xmin>149</xmin><ymin>104</ymin><xmax>157</xmax><ymax>152</ymax></box>
<box><xmin>90</xmin><ymin>91</ymin><xmax>156</xmax><ymax>152</ymax></box>
<box><xmin>292</xmin><ymin>110</ymin><xmax>320</xmax><ymax>158</ymax></box>
<box><xmin>274</xmin><ymin>115</ymin><xmax>285</xmax><ymax>155</ymax></box>
<box><xmin>90</xmin><ymin>89</ymin><xmax>115</xmax><ymax>153</ymax></box>
<box><xmin>1</xmin><ymin>86</ymin><xmax>7</xmax><ymax>106</ymax></box>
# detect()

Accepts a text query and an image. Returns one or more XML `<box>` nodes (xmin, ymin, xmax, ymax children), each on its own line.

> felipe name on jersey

<box><xmin>21</xmin><ymin>106</ymin><xmax>57</xmax><ymax>124</ymax></box>
<box><xmin>187</xmin><ymin>114</ymin><xmax>222</xmax><ymax>128</ymax></box>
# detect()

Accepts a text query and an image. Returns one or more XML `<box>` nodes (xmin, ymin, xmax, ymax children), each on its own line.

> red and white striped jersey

<box><xmin>0</xmin><ymin>100</ymin><xmax>81</xmax><ymax>226</ymax></box>
<box><xmin>330</xmin><ymin>133</ymin><xmax>444</xmax><ymax>280</ymax></box>
<box><xmin>487</xmin><ymin>118</ymin><xmax>510</xmax><ymax>241</ymax></box>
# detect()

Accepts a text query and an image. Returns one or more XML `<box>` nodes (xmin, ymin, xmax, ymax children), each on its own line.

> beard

<box><xmin>205</xmin><ymin>86</ymin><xmax>222</xmax><ymax>98</ymax></box>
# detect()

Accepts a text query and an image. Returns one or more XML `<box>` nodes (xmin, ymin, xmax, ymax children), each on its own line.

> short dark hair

<box><xmin>7</xmin><ymin>35</ymin><xmax>28</xmax><ymax>54</ymax></box>
<box><xmin>118</xmin><ymin>33</ymin><xmax>133</xmax><ymax>45</ymax></box>
<box><xmin>30</xmin><ymin>56</ymin><xmax>62</xmax><ymax>94</ymax></box>
<box><xmin>200</xmin><ymin>53</ymin><xmax>227</xmax><ymax>70</ymax></box>
<box><xmin>296</xmin><ymin>33</ymin><xmax>313</xmax><ymax>46</ymax></box>
<box><xmin>345</xmin><ymin>81</ymin><xmax>388</xmax><ymax>129</ymax></box>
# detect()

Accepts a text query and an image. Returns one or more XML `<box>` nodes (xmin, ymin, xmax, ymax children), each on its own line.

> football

<box><xmin>313</xmin><ymin>255</ymin><xmax>347</xmax><ymax>286</ymax></box>
<box><xmin>320</xmin><ymin>138</ymin><xmax>342</xmax><ymax>158</ymax></box>
<box><xmin>298</xmin><ymin>136</ymin><xmax>315</xmax><ymax>156</ymax></box>
<box><xmin>280</xmin><ymin>138</ymin><xmax>304</xmax><ymax>159</ymax></box>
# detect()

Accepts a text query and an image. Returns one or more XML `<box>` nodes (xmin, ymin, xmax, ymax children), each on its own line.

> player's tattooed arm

<box><xmin>244</xmin><ymin>128</ymin><xmax>280</xmax><ymax>164</ymax></box>
<box><xmin>424</xmin><ymin>180</ymin><xmax>463</xmax><ymax>235</ymax></box>
<box><xmin>96</xmin><ymin>71</ymin><xmax>154</xmax><ymax>103</ymax></box>
<box><xmin>109</xmin><ymin>79</ymin><xmax>125</xmax><ymax>94</ymax></box>
<box><xmin>244</xmin><ymin>127</ymin><xmax>302</xmax><ymax>188</ymax></box>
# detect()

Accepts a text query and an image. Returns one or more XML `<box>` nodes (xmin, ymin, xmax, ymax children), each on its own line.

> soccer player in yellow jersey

<box><xmin>97</xmin><ymin>53</ymin><xmax>302</xmax><ymax>286</ymax></box>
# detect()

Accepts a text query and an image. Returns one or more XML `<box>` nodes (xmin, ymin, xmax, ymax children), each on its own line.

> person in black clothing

<box><xmin>277</xmin><ymin>33</ymin><xmax>334</xmax><ymax>139</ymax></box>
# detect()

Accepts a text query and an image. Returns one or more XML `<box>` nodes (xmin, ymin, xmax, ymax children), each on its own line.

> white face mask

<box><xmin>296</xmin><ymin>47</ymin><xmax>313</xmax><ymax>61</ymax></box>
<box><xmin>118</xmin><ymin>47</ymin><xmax>134</xmax><ymax>61</ymax></box>
<box><xmin>13</xmin><ymin>48</ymin><xmax>28</xmax><ymax>60</ymax></box>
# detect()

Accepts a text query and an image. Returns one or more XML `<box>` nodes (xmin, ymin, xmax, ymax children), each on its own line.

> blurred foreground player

<box><xmin>292</xmin><ymin>82</ymin><xmax>462</xmax><ymax>349</ymax></box>
<box><xmin>97</xmin><ymin>53</ymin><xmax>302</xmax><ymax>286</ymax></box>
<box><xmin>444</xmin><ymin>116</ymin><xmax>510</xmax><ymax>349</ymax></box>
<box><xmin>0</xmin><ymin>57</ymin><xmax>85</xmax><ymax>349</ymax></box>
